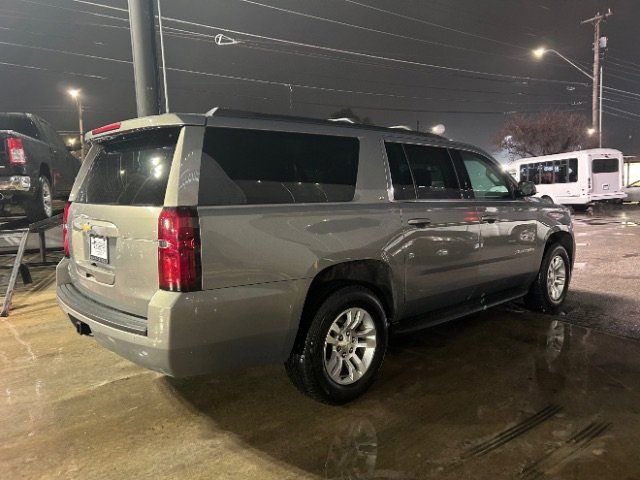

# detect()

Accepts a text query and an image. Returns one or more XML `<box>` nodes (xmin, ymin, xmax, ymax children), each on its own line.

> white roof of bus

<box><xmin>510</xmin><ymin>148</ymin><xmax>623</xmax><ymax>164</ymax></box>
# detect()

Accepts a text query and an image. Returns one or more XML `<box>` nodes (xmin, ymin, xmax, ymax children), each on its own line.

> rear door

<box><xmin>384</xmin><ymin>141</ymin><xmax>482</xmax><ymax>315</ymax></box>
<box><xmin>67</xmin><ymin>127</ymin><xmax>181</xmax><ymax>317</ymax></box>
<box><xmin>454</xmin><ymin>149</ymin><xmax>539</xmax><ymax>295</ymax></box>
<box><xmin>591</xmin><ymin>155</ymin><xmax>622</xmax><ymax>196</ymax></box>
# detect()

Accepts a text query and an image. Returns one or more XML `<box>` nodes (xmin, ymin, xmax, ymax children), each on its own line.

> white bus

<box><xmin>507</xmin><ymin>148</ymin><xmax>626</xmax><ymax>206</ymax></box>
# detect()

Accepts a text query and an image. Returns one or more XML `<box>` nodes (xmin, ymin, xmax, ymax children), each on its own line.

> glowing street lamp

<box><xmin>587</xmin><ymin>127</ymin><xmax>597</xmax><ymax>136</ymax></box>
<box><xmin>532</xmin><ymin>47</ymin><xmax>546</xmax><ymax>59</ymax></box>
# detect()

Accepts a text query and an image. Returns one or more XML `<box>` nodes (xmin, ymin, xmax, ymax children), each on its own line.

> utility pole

<box><xmin>76</xmin><ymin>96</ymin><xmax>84</xmax><ymax>160</ymax></box>
<box><xmin>581</xmin><ymin>9</ymin><xmax>612</xmax><ymax>136</ymax></box>
<box><xmin>128</xmin><ymin>0</ymin><xmax>162</xmax><ymax>117</ymax></box>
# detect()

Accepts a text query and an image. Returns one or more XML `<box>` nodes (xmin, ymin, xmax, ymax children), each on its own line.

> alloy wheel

<box><xmin>547</xmin><ymin>255</ymin><xmax>567</xmax><ymax>301</ymax></box>
<box><xmin>324</xmin><ymin>307</ymin><xmax>377</xmax><ymax>385</ymax></box>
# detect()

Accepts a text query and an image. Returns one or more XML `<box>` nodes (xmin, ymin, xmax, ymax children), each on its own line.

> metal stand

<box><xmin>0</xmin><ymin>214</ymin><xmax>63</xmax><ymax>317</ymax></box>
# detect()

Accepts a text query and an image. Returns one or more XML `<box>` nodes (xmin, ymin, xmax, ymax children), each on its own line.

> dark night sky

<box><xmin>1</xmin><ymin>0</ymin><xmax>639</xmax><ymax>159</ymax></box>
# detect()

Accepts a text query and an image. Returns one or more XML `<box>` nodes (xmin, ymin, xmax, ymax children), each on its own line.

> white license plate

<box><xmin>89</xmin><ymin>235</ymin><xmax>109</xmax><ymax>264</ymax></box>
<box><xmin>602</xmin><ymin>184</ymin><xmax>610</xmax><ymax>190</ymax></box>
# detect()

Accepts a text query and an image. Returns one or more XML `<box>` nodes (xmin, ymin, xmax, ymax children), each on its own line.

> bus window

<box><xmin>554</xmin><ymin>160</ymin><xmax>568</xmax><ymax>183</ymax></box>
<box><xmin>541</xmin><ymin>161</ymin><xmax>554</xmax><ymax>184</ymax></box>
<box><xmin>592</xmin><ymin>158</ymin><xmax>619</xmax><ymax>173</ymax></box>
<box><xmin>568</xmin><ymin>159</ymin><xmax>578</xmax><ymax>182</ymax></box>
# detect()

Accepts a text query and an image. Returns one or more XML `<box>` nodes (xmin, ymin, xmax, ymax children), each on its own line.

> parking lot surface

<box><xmin>1</xmin><ymin>206</ymin><xmax>639</xmax><ymax>479</ymax></box>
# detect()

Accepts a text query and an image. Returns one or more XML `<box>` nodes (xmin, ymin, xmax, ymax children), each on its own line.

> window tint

<box><xmin>403</xmin><ymin>144</ymin><xmax>460</xmax><ymax>199</ymax></box>
<box><xmin>0</xmin><ymin>115</ymin><xmax>39</xmax><ymax>139</ymax></box>
<box><xmin>459</xmin><ymin>151</ymin><xmax>511</xmax><ymax>199</ymax></box>
<box><xmin>520</xmin><ymin>159</ymin><xmax>578</xmax><ymax>184</ymax></box>
<box><xmin>38</xmin><ymin>120</ymin><xmax>66</xmax><ymax>150</ymax></box>
<box><xmin>540</xmin><ymin>161</ymin><xmax>554</xmax><ymax>184</ymax></box>
<box><xmin>385</xmin><ymin>142</ymin><xmax>416</xmax><ymax>200</ymax></box>
<box><xmin>592</xmin><ymin>158</ymin><xmax>618</xmax><ymax>173</ymax></box>
<box><xmin>76</xmin><ymin>128</ymin><xmax>179</xmax><ymax>206</ymax></box>
<box><xmin>568</xmin><ymin>159</ymin><xmax>578</xmax><ymax>182</ymax></box>
<box><xmin>199</xmin><ymin>128</ymin><xmax>359</xmax><ymax>205</ymax></box>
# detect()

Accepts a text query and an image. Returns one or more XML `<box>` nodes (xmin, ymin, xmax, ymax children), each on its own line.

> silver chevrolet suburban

<box><xmin>56</xmin><ymin>110</ymin><xmax>574</xmax><ymax>404</ymax></box>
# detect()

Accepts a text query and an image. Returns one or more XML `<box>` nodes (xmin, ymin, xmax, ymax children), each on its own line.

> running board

<box><xmin>394</xmin><ymin>287</ymin><xmax>528</xmax><ymax>335</ymax></box>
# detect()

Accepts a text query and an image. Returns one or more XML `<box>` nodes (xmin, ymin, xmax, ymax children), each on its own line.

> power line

<box><xmin>297</xmin><ymin>100</ymin><xmax>587</xmax><ymax>116</ymax></box>
<box><xmin>603</xmin><ymin>85</ymin><xmax>640</xmax><ymax>99</ymax></box>
<box><xmin>234</xmin><ymin>0</ymin><xmax>534</xmax><ymax>63</ymax></box>
<box><xmin>64</xmin><ymin>0</ymin><xmax>588</xmax><ymax>87</ymax></box>
<box><xmin>342</xmin><ymin>0</ymin><xmax>529</xmax><ymax>52</ymax></box>
<box><xmin>605</xmin><ymin>105</ymin><xmax>640</xmax><ymax>119</ymax></box>
<box><xmin>0</xmin><ymin>60</ymin><xmax>108</xmax><ymax>79</ymax></box>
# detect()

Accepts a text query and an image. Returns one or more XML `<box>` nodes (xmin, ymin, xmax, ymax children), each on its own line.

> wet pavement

<box><xmin>1</xmin><ymin>206</ymin><xmax>640</xmax><ymax>479</ymax></box>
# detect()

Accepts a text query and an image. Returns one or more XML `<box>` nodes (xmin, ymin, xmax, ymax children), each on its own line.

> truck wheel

<box><xmin>524</xmin><ymin>244</ymin><xmax>571</xmax><ymax>314</ymax></box>
<box><xmin>285</xmin><ymin>285</ymin><xmax>388</xmax><ymax>404</ymax></box>
<box><xmin>24</xmin><ymin>175</ymin><xmax>53</xmax><ymax>222</ymax></box>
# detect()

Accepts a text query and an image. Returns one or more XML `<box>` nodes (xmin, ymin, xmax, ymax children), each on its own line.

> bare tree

<box><xmin>495</xmin><ymin>110</ymin><xmax>595</xmax><ymax>159</ymax></box>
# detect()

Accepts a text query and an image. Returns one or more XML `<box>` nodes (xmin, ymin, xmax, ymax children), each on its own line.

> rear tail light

<box><xmin>63</xmin><ymin>201</ymin><xmax>71</xmax><ymax>257</ymax></box>
<box><xmin>158</xmin><ymin>207</ymin><xmax>201</xmax><ymax>292</ymax></box>
<box><xmin>588</xmin><ymin>177</ymin><xmax>592</xmax><ymax>191</ymax></box>
<box><xmin>5</xmin><ymin>137</ymin><xmax>26</xmax><ymax>165</ymax></box>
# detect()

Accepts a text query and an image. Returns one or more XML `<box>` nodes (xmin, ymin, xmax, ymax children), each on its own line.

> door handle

<box><xmin>408</xmin><ymin>218</ymin><xmax>431</xmax><ymax>228</ymax></box>
<box><xmin>481</xmin><ymin>215</ymin><xmax>497</xmax><ymax>224</ymax></box>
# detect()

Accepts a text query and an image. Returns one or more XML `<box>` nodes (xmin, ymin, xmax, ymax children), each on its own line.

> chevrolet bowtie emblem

<box><xmin>82</xmin><ymin>223</ymin><xmax>92</xmax><ymax>232</ymax></box>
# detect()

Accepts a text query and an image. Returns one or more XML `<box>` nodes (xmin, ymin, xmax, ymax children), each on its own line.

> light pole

<box><xmin>533</xmin><ymin>47</ymin><xmax>604</xmax><ymax>147</ymax></box>
<box><xmin>67</xmin><ymin>88</ymin><xmax>84</xmax><ymax>160</ymax></box>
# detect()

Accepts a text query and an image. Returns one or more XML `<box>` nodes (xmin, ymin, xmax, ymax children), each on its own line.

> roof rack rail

<box><xmin>327</xmin><ymin>117</ymin><xmax>356</xmax><ymax>124</ymax></box>
<box><xmin>389</xmin><ymin>125</ymin><xmax>413</xmax><ymax>131</ymax></box>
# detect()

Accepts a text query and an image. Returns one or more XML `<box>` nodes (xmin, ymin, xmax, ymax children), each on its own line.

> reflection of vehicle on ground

<box><xmin>0</xmin><ymin>112</ymin><xmax>80</xmax><ymax>221</ymax></box>
<box><xmin>56</xmin><ymin>110</ymin><xmax>575</xmax><ymax>404</ymax></box>
<box><xmin>624</xmin><ymin>180</ymin><xmax>640</xmax><ymax>203</ymax></box>
<box><xmin>507</xmin><ymin>149</ymin><xmax>626</xmax><ymax>207</ymax></box>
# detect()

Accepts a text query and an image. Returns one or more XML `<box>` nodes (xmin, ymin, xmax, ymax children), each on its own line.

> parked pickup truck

<box><xmin>0</xmin><ymin>112</ymin><xmax>80</xmax><ymax>221</ymax></box>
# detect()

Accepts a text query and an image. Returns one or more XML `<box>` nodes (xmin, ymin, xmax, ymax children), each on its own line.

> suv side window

<box><xmin>385</xmin><ymin>142</ymin><xmax>460</xmax><ymax>200</ymax></box>
<box><xmin>385</xmin><ymin>142</ymin><xmax>416</xmax><ymax>200</ymax></box>
<box><xmin>199</xmin><ymin>127</ymin><xmax>359</xmax><ymax>205</ymax></box>
<box><xmin>457</xmin><ymin>150</ymin><xmax>511</xmax><ymax>200</ymax></box>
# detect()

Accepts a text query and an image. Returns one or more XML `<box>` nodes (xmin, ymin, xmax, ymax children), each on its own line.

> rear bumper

<box><xmin>55</xmin><ymin>258</ymin><xmax>306</xmax><ymax>377</ymax></box>
<box><xmin>0</xmin><ymin>175</ymin><xmax>30</xmax><ymax>192</ymax></box>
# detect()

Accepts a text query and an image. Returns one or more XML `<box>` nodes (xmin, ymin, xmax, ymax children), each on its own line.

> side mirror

<box><xmin>517</xmin><ymin>180</ymin><xmax>537</xmax><ymax>197</ymax></box>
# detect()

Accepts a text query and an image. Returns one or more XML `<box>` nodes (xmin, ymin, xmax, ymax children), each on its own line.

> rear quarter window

<box><xmin>75</xmin><ymin>128</ymin><xmax>180</xmax><ymax>206</ymax></box>
<box><xmin>198</xmin><ymin>127</ymin><xmax>359</xmax><ymax>205</ymax></box>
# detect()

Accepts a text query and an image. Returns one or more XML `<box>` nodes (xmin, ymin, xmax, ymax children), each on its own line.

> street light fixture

<box><xmin>587</xmin><ymin>127</ymin><xmax>596</xmax><ymax>136</ymax></box>
<box><xmin>531</xmin><ymin>47</ymin><xmax>593</xmax><ymax>80</ymax></box>
<box><xmin>532</xmin><ymin>46</ymin><xmax>603</xmax><ymax>147</ymax></box>
<box><xmin>67</xmin><ymin>88</ymin><xmax>84</xmax><ymax>160</ymax></box>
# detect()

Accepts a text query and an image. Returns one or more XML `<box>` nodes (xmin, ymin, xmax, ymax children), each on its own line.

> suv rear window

<box><xmin>76</xmin><ymin>128</ymin><xmax>180</xmax><ymax>206</ymax></box>
<box><xmin>0</xmin><ymin>116</ymin><xmax>39</xmax><ymax>139</ymax></box>
<box><xmin>199</xmin><ymin>127</ymin><xmax>359</xmax><ymax>205</ymax></box>
<box><xmin>592</xmin><ymin>158</ymin><xmax>618</xmax><ymax>173</ymax></box>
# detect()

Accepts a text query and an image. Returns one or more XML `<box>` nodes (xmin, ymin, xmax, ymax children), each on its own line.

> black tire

<box><xmin>24</xmin><ymin>175</ymin><xmax>53</xmax><ymax>222</ymax></box>
<box><xmin>285</xmin><ymin>285</ymin><xmax>388</xmax><ymax>405</ymax></box>
<box><xmin>524</xmin><ymin>244</ymin><xmax>571</xmax><ymax>314</ymax></box>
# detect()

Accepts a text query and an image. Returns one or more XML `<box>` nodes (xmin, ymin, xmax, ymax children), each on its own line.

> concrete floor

<box><xmin>1</xmin><ymin>207</ymin><xmax>640</xmax><ymax>479</ymax></box>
